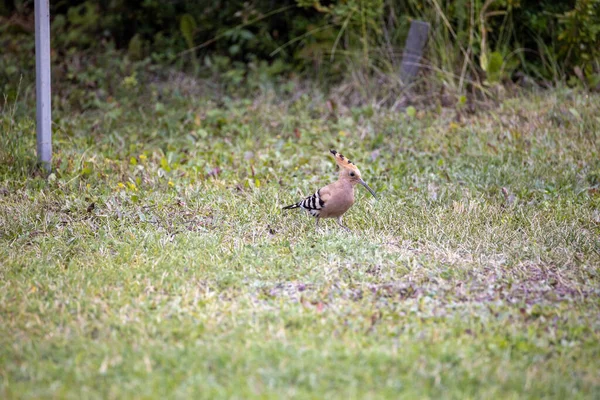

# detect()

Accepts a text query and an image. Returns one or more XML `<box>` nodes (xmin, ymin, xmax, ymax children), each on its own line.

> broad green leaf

<box><xmin>180</xmin><ymin>14</ymin><xmax>197</xmax><ymax>49</ymax></box>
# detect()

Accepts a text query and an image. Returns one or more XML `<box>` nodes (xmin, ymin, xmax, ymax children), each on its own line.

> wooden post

<box><xmin>35</xmin><ymin>0</ymin><xmax>52</xmax><ymax>172</ymax></box>
<box><xmin>400</xmin><ymin>20</ymin><xmax>430</xmax><ymax>84</ymax></box>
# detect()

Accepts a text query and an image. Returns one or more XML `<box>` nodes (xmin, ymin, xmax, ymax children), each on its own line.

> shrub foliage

<box><xmin>1</xmin><ymin>0</ymin><xmax>599</xmax><ymax>98</ymax></box>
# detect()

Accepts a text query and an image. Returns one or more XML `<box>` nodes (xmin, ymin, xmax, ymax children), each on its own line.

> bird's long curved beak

<box><xmin>359</xmin><ymin>179</ymin><xmax>377</xmax><ymax>199</ymax></box>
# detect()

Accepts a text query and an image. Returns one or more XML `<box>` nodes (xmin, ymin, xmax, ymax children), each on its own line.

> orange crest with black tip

<box><xmin>330</xmin><ymin>149</ymin><xmax>360</xmax><ymax>173</ymax></box>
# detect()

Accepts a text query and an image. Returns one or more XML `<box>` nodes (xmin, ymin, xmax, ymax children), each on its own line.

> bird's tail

<box><xmin>282</xmin><ymin>203</ymin><xmax>300</xmax><ymax>210</ymax></box>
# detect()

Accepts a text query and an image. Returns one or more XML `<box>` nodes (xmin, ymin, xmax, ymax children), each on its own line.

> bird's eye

<box><xmin>349</xmin><ymin>172</ymin><xmax>355</xmax><ymax>177</ymax></box>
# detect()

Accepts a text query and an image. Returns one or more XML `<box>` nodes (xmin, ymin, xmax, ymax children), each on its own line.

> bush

<box><xmin>1</xmin><ymin>0</ymin><xmax>599</xmax><ymax>103</ymax></box>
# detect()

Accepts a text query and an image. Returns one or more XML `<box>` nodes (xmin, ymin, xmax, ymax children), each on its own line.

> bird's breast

<box><xmin>321</xmin><ymin>187</ymin><xmax>355</xmax><ymax>218</ymax></box>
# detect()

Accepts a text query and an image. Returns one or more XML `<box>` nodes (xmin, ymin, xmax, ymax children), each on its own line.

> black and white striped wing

<box><xmin>298</xmin><ymin>189</ymin><xmax>326</xmax><ymax>217</ymax></box>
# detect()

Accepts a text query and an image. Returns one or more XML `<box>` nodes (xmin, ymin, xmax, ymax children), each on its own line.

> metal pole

<box><xmin>35</xmin><ymin>0</ymin><xmax>52</xmax><ymax>172</ymax></box>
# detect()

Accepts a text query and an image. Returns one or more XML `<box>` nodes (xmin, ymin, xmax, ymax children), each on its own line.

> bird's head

<box><xmin>330</xmin><ymin>149</ymin><xmax>377</xmax><ymax>198</ymax></box>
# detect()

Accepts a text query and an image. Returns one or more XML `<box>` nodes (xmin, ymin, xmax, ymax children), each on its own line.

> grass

<box><xmin>0</xmin><ymin>83</ymin><xmax>599</xmax><ymax>399</ymax></box>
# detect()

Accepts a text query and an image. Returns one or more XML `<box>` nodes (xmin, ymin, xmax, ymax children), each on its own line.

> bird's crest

<box><xmin>330</xmin><ymin>149</ymin><xmax>359</xmax><ymax>172</ymax></box>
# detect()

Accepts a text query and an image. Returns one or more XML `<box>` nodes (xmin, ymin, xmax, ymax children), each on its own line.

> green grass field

<box><xmin>1</xmin><ymin>87</ymin><xmax>599</xmax><ymax>398</ymax></box>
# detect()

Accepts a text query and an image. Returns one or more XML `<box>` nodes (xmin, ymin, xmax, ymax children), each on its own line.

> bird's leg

<box><xmin>336</xmin><ymin>217</ymin><xmax>351</xmax><ymax>233</ymax></box>
<box><xmin>315</xmin><ymin>217</ymin><xmax>320</xmax><ymax>230</ymax></box>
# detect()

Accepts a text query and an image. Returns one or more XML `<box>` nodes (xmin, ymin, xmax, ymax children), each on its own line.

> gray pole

<box><xmin>35</xmin><ymin>0</ymin><xmax>52</xmax><ymax>172</ymax></box>
<box><xmin>400</xmin><ymin>20</ymin><xmax>430</xmax><ymax>85</ymax></box>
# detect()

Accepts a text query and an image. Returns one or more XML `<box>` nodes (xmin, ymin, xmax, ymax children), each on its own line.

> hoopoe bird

<box><xmin>282</xmin><ymin>149</ymin><xmax>377</xmax><ymax>231</ymax></box>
